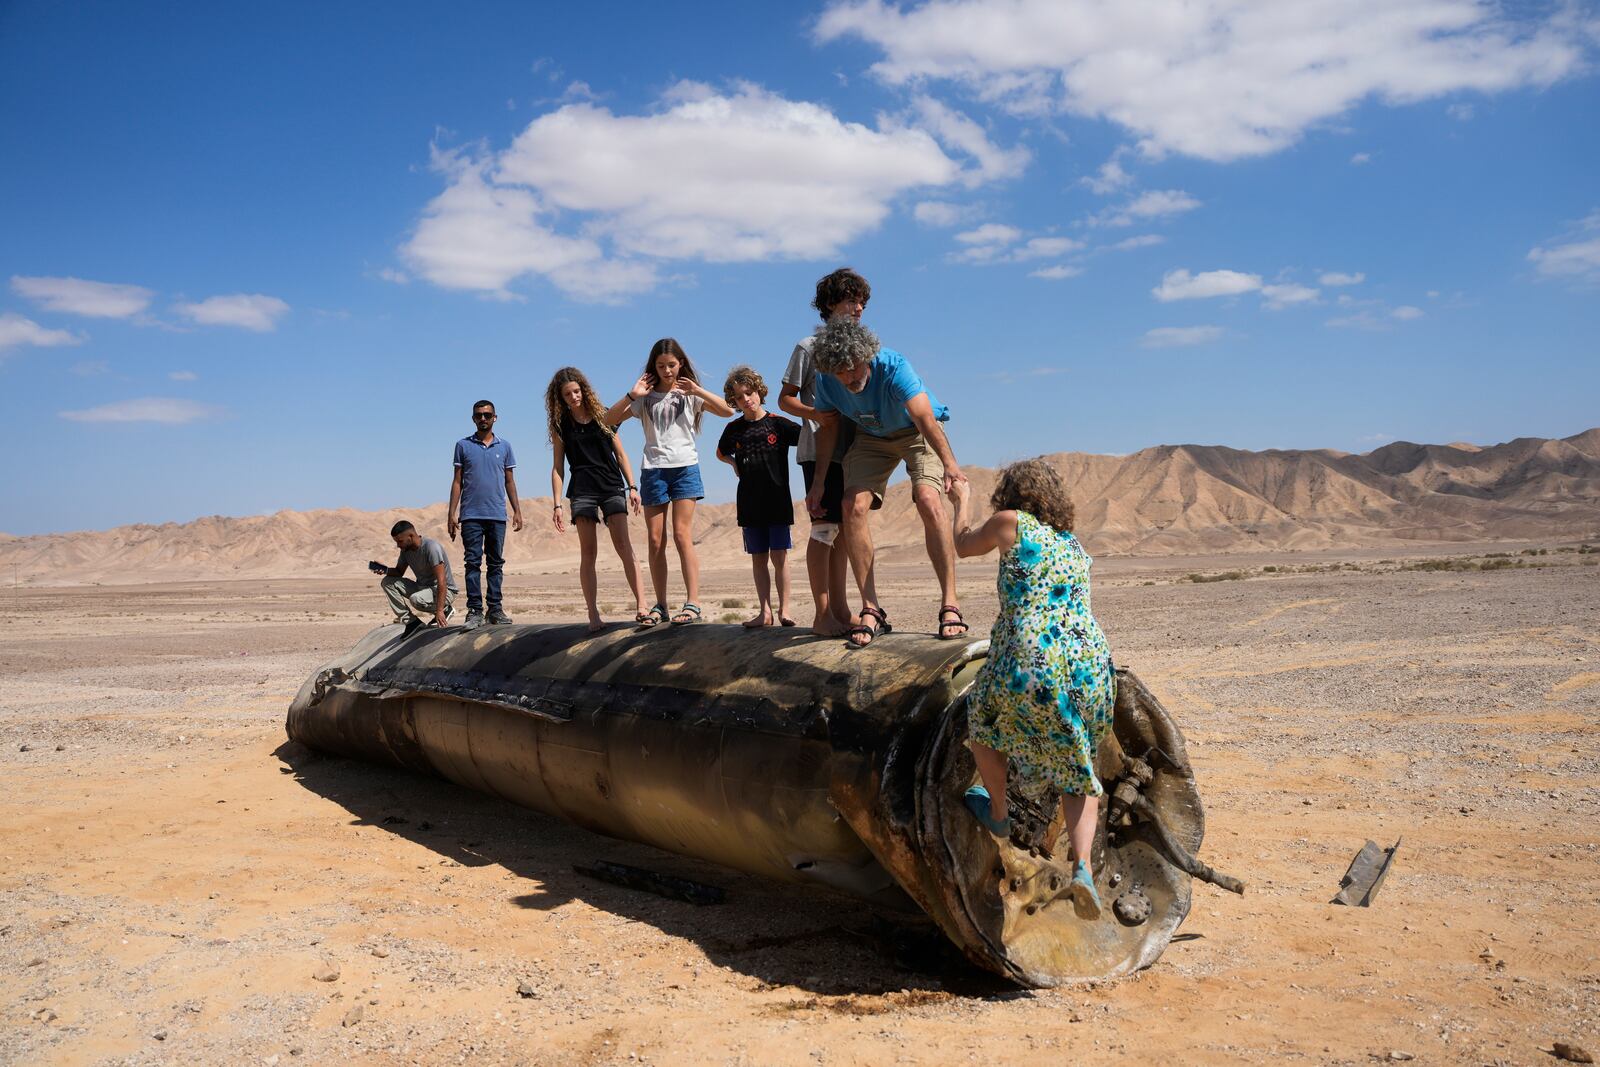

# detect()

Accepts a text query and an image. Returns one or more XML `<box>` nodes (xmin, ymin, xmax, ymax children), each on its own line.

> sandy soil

<box><xmin>3</xmin><ymin>548</ymin><xmax>1598</xmax><ymax>1065</ymax></box>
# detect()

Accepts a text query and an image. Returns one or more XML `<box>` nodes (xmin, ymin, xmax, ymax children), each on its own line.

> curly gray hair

<box><xmin>810</xmin><ymin>318</ymin><xmax>880</xmax><ymax>375</ymax></box>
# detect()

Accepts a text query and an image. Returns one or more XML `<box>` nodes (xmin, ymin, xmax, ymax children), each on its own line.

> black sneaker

<box><xmin>400</xmin><ymin>615</ymin><xmax>425</xmax><ymax>638</ymax></box>
<box><xmin>462</xmin><ymin>610</ymin><xmax>485</xmax><ymax>631</ymax></box>
<box><xmin>487</xmin><ymin>608</ymin><xmax>513</xmax><ymax>625</ymax></box>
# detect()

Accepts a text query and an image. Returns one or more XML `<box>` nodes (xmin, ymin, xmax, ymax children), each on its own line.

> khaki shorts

<box><xmin>842</xmin><ymin>426</ymin><xmax>946</xmax><ymax>509</ymax></box>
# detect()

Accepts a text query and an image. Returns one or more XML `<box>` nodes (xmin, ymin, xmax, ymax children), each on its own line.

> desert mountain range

<box><xmin>4</xmin><ymin>429</ymin><xmax>1597</xmax><ymax>586</ymax></box>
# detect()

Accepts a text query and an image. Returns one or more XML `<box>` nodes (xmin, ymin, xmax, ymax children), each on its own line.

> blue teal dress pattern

<box><xmin>967</xmin><ymin>511</ymin><xmax>1116</xmax><ymax>796</ymax></box>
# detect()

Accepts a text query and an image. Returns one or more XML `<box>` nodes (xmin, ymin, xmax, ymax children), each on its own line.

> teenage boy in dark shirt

<box><xmin>716</xmin><ymin>366</ymin><xmax>802</xmax><ymax>629</ymax></box>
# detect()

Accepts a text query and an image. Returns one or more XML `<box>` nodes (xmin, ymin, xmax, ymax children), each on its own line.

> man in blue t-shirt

<box><xmin>806</xmin><ymin>318</ymin><xmax>969</xmax><ymax>648</ymax></box>
<box><xmin>448</xmin><ymin>399</ymin><xmax>524</xmax><ymax>629</ymax></box>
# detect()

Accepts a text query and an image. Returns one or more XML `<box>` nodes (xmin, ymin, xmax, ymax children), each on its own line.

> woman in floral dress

<box><xmin>948</xmin><ymin>459</ymin><xmax>1116</xmax><ymax>917</ymax></box>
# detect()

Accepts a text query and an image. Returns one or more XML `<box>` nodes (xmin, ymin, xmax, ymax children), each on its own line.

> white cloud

<box><xmin>59</xmin><ymin>397</ymin><xmax>220</xmax><ymax>425</ymax></box>
<box><xmin>11</xmin><ymin>275</ymin><xmax>155</xmax><ymax>319</ymax></box>
<box><xmin>176</xmin><ymin>293</ymin><xmax>290</xmax><ymax>332</ymax></box>
<box><xmin>1391</xmin><ymin>304</ymin><xmax>1426</xmax><ymax>320</ymax></box>
<box><xmin>1528</xmin><ymin>210</ymin><xmax>1600</xmax><ymax>284</ymax></box>
<box><xmin>1089</xmin><ymin>189</ymin><xmax>1200</xmax><ymax>227</ymax></box>
<box><xmin>1447</xmin><ymin>102</ymin><xmax>1476</xmax><ymax>120</ymax></box>
<box><xmin>1018</xmin><ymin>236</ymin><xmax>1080</xmax><ymax>259</ymax></box>
<box><xmin>403</xmin><ymin>148</ymin><xmax>646</xmax><ymax>300</ymax></box>
<box><xmin>955</xmin><ymin>223</ymin><xmax>1022</xmax><ymax>246</ymax></box>
<box><xmin>169</xmin><ymin>370</ymin><xmax>198</xmax><ymax>381</ymax></box>
<box><xmin>1261</xmin><ymin>282</ymin><xmax>1320</xmax><ymax>309</ymax></box>
<box><xmin>1142</xmin><ymin>325</ymin><xmax>1224</xmax><ymax>348</ymax></box>
<box><xmin>912</xmin><ymin>200</ymin><xmax>977</xmax><ymax>227</ymax></box>
<box><xmin>1350</xmin><ymin>152</ymin><xmax>1374</xmax><ymax>165</ymax></box>
<box><xmin>1326</xmin><ymin>310</ymin><xmax>1387</xmax><ymax>330</ymax></box>
<box><xmin>1029</xmin><ymin>264</ymin><xmax>1083</xmax><ymax>280</ymax></box>
<box><xmin>0</xmin><ymin>312</ymin><xmax>83</xmax><ymax>351</ymax></box>
<box><xmin>377</xmin><ymin>267</ymin><xmax>410</xmax><ymax>285</ymax></box>
<box><xmin>405</xmin><ymin>82</ymin><xmax>999</xmax><ymax>299</ymax></box>
<box><xmin>912</xmin><ymin>95</ymin><xmax>1031</xmax><ymax>185</ymax></box>
<box><xmin>1081</xmin><ymin>156</ymin><xmax>1132</xmax><ymax>195</ymax></box>
<box><xmin>953</xmin><ymin>224</ymin><xmax>1080</xmax><ymax>264</ymax></box>
<box><xmin>1153</xmin><ymin>268</ymin><xmax>1262</xmax><ymax>301</ymax></box>
<box><xmin>1319</xmin><ymin>271</ymin><xmax>1365</xmax><ymax>286</ymax></box>
<box><xmin>69</xmin><ymin>359</ymin><xmax>111</xmax><ymax>377</ymax></box>
<box><xmin>1110</xmin><ymin>234</ymin><xmax>1165</xmax><ymax>252</ymax></box>
<box><xmin>816</xmin><ymin>0</ymin><xmax>1592</xmax><ymax>161</ymax></box>
<box><xmin>495</xmin><ymin>82</ymin><xmax>965</xmax><ymax>259</ymax></box>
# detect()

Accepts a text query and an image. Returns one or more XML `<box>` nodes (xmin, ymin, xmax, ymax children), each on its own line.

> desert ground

<box><xmin>3</xmin><ymin>546</ymin><xmax>1598</xmax><ymax>1065</ymax></box>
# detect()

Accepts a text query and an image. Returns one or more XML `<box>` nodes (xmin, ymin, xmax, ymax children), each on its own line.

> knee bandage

<box><xmin>809</xmin><ymin>522</ymin><xmax>840</xmax><ymax>546</ymax></box>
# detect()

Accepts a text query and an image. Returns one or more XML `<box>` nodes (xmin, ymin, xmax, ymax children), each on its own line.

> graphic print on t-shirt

<box><xmin>716</xmin><ymin>414</ymin><xmax>801</xmax><ymax>527</ymax></box>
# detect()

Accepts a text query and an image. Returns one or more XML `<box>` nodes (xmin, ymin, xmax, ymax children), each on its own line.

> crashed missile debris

<box><xmin>286</xmin><ymin>621</ymin><xmax>1244</xmax><ymax>986</ymax></box>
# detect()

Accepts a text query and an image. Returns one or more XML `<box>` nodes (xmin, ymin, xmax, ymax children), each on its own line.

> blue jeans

<box><xmin>460</xmin><ymin>519</ymin><xmax>506</xmax><ymax>612</ymax></box>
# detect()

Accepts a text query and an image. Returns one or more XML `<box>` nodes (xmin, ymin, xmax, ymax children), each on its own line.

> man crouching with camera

<box><xmin>372</xmin><ymin>520</ymin><xmax>458</xmax><ymax>636</ymax></box>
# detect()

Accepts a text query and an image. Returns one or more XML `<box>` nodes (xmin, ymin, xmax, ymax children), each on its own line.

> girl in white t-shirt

<box><xmin>605</xmin><ymin>338</ymin><xmax>734</xmax><ymax>626</ymax></box>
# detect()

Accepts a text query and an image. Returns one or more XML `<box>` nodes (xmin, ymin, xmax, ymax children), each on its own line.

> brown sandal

<box><xmin>846</xmin><ymin>605</ymin><xmax>892</xmax><ymax>649</ymax></box>
<box><xmin>937</xmin><ymin>605</ymin><xmax>970</xmax><ymax>640</ymax></box>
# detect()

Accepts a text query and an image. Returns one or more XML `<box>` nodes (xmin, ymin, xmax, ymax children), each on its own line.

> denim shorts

<box><xmin>741</xmin><ymin>525</ymin><xmax>793</xmax><ymax>554</ymax></box>
<box><xmin>639</xmin><ymin>464</ymin><xmax>704</xmax><ymax>506</ymax></box>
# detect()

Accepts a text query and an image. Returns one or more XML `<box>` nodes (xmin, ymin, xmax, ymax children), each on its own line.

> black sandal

<box><xmin>845</xmin><ymin>605</ymin><xmax>891</xmax><ymax>649</ymax></box>
<box><xmin>937</xmin><ymin>605</ymin><xmax>970</xmax><ymax>640</ymax></box>
<box><xmin>671</xmin><ymin>602</ymin><xmax>702</xmax><ymax>625</ymax></box>
<box><xmin>638</xmin><ymin>604</ymin><xmax>668</xmax><ymax>628</ymax></box>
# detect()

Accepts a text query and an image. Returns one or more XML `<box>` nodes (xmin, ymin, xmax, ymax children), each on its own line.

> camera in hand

<box><xmin>367</xmin><ymin>560</ymin><xmax>388</xmax><ymax>574</ymax></box>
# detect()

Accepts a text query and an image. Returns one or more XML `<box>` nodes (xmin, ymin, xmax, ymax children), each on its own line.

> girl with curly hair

<box><xmin>604</xmin><ymin>339</ymin><xmax>735</xmax><ymax>626</ymax></box>
<box><xmin>947</xmin><ymin>458</ymin><xmax>1115</xmax><ymax>919</ymax></box>
<box><xmin>546</xmin><ymin>367</ymin><xmax>649</xmax><ymax>633</ymax></box>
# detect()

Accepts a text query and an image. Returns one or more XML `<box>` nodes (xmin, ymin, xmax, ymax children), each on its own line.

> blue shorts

<box><xmin>741</xmin><ymin>525</ymin><xmax>793</xmax><ymax>554</ymax></box>
<box><xmin>639</xmin><ymin>464</ymin><xmax>704</xmax><ymax>507</ymax></box>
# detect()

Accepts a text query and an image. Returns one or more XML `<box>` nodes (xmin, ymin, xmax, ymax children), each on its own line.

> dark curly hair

<box><xmin>991</xmin><ymin>458</ymin><xmax>1075</xmax><ymax>533</ymax></box>
<box><xmin>812</xmin><ymin>268</ymin><xmax>871</xmax><ymax>322</ymax></box>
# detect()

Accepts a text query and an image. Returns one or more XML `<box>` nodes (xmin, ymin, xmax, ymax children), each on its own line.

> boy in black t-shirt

<box><xmin>716</xmin><ymin>366</ymin><xmax>802</xmax><ymax>628</ymax></box>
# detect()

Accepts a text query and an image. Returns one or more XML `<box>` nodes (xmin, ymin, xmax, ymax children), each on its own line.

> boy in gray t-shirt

<box><xmin>777</xmin><ymin>268</ymin><xmax>870</xmax><ymax>637</ymax></box>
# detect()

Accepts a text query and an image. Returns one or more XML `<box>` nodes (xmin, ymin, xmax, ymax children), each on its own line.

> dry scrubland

<box><xmin>2</xmin><ymin>547</ymin><xmax>1599</xmax><ymax>1065</ymax></box>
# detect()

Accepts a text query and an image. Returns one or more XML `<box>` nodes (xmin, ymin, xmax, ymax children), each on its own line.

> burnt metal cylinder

<box><xmin>286</xmin><ymin>621</ymin><xmax>1210</xmax><ymax>985</ymax></box>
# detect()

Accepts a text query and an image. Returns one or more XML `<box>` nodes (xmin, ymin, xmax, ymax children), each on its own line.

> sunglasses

<box><xmin>473</xmin><ymin>412</ymin><xmax>496</xmax><ymax>420</ymax></box>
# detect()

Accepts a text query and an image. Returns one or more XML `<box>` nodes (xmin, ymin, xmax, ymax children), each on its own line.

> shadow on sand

<box><xmin>274</xmin><ymin>740</ymin><xmax>1020</xmax><ymax>1001</ymax></box>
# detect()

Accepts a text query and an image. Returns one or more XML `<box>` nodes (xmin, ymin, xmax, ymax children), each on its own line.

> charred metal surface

<box><xmin>286</xmin><ymin>620</ymin><xmax>1230</xmax><ymax>985</ymax></box>
<box><xmin>1332</xmin><ymin>838</ymin><xmax>1401</xmax><ymax>907</ymax></box>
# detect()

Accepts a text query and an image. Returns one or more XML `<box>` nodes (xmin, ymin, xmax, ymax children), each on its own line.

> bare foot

<box><xmin>809</xmin><ymin>615</ymin><xmax>849</xmax><ymax>637</ymax></box>
<box><xmin>742</xmin><ymin>610</ymin><xmax>774</xmax><ymax>629</ymax></box>
<box><xmin>586</xmin><ymin>616</ymin><xmax>605</xmax><ymax>634</ymax></box>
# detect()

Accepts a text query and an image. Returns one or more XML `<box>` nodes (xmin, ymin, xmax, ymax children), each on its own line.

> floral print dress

<box><xmin>968</xmin><ymin>511</ymin><xmax>1116</xmax><ymax>796</ymax></box>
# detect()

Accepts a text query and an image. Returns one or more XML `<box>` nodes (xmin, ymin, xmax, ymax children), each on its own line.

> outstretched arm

<box><xmin>682</xmin><ymin>378</ymin><xmax>735</xmax><ymax>418</ymax></box>
<box><xmin>949</xmin><ymin>481</ymin><xmax>1018</xmax><ymax>559</ymax></box>
<box><xmin>605</xmin><ymin>374</ymin><xmax>652</xmax><ymax>426</ymax></box>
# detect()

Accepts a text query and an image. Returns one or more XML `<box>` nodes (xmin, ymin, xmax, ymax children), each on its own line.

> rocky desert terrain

<box><xmin>3</xmin><ymin>540</ymin><xmax>1598</xmax><ymax>1065</ymax></box>
<box><xmin>3</xmin><ymin>428</ymin><xmax>1597</xmax><ymax>584</ymax></box>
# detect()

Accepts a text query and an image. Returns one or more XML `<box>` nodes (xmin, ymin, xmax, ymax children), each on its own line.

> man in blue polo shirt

<box><xmin>448</xmin><ymin>399</ymin><xmax>524</xmax><ymax>629</ymax></box>
<box><xmin>805</xmin><ymin>319</ymin><xmax>968</xmax><ymax>649</ymax></box>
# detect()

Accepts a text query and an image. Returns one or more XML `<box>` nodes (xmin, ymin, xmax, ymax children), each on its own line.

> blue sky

<box><xmin>1</xmin><ymin>0</ymin><xmax>1597</xmax><ymax>536</ymax></box>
